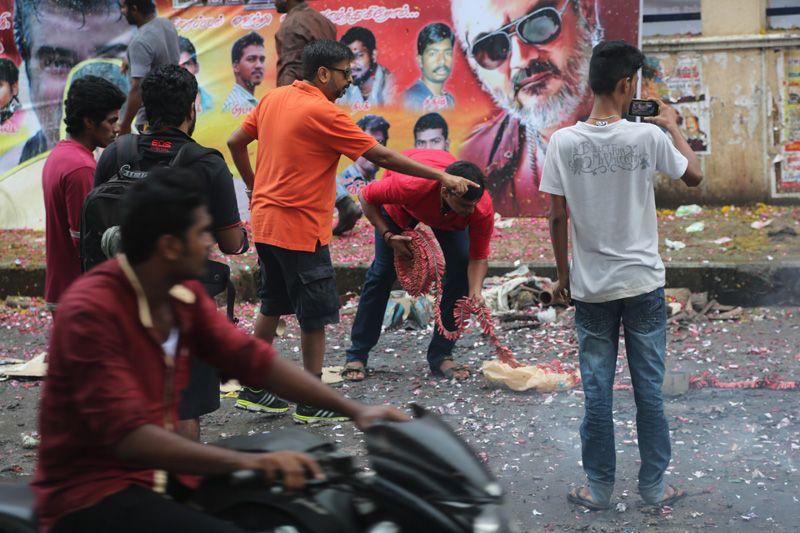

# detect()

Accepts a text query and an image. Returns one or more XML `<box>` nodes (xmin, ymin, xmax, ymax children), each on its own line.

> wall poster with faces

<box><xmin>0</xmin><ymin>0</ymin><xmax>639</xmax><ymax>219</ymax></box>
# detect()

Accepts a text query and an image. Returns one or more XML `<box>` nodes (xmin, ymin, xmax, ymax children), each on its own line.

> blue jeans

<box><xmin>335</xmin><ymin>177</ymin><xmax>349</xmax><ymax>203</ymax></box>
<box><xmin>346</xmin><ymin>212</ymin><xmax>469</xmax><ymax>372</ymax></box>
<box><xmin>574</xmin><ymin>287</ymin><xmax>671</xmax><ymax>506</ymax></box>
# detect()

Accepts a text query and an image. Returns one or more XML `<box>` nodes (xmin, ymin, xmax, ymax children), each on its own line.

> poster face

<box><xmin>0</xmin><ymin>0</ymin><xmax>639</xmax><ymax>218</ymax></box>
<box><xmin>642</xmin><ymin>52</ymin><xmax>710</xmax><ymax>154</ymax></box>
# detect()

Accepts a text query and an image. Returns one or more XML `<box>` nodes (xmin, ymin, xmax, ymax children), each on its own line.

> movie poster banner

<box><xmin>0</xmin><ymin>0</ymin><xmax>639</xmax><ymax>228</ymax></box>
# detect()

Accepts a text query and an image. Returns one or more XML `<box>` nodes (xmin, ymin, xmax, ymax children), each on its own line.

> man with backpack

<box><xmin>42</xmin><ymin>76</ymin><xmax>125</xmax><ymax>313</ymax></box>
<box><xmin>93</xmin><ymin>64</ymin><xmax>247</xmax><ymax>441</ymax></box>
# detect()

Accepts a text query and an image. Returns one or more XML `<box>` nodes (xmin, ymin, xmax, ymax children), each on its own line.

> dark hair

<box><xmin>413</xmin><ymin>112</ymin><xmax>449</xmax><ymax>141</ymax></box>
<box><xmin>0</xmin><ymin>58</ymin><xmax>19</xmax><ymax>85</ymax></box>
<box><xmin>302</xmin><ymin>39</ymin><xmax>354</xmax><ymax>81</ymax></box>
<box><xmin>340</xmin><ymin>26</ymin><xmax>376</xmax><ymax>54</ymax></box>
<box><xmin>589</xmin><ymin>40</ymin><xmax>645</xmax><ymax>95</ymax></box>
<box><xmin>417</xmin><ymin>22</ymin><xmax>454</xmax><ymax>56</ymax></box>
<box><xmin>14</xmin><ymin>0</ymin><xmax>122</xmax><ymax>62</ymax></box>
<box><xmin>356</xmin><ymin>114</ymin><xmax>390</xmax><ymax>140</ymax></box>
<box><xmin>123</xmin><ymin>0</ymin><xmax>155</xmax><ymax>16</ymax></box>
<box><xmin>141</xmin><ymin>64</ymin><xmax>197</xmax><ymax>129</ymax></box>
<box><xmin>231</xmin><ymin>32</ymin><xmax>264</xmax><ymax>64</ymax></box>
<box><xmin>178</xmin><ymin>36</ymin><xmax>197</xmax><ymax>65</ymax></box>
<box><xmin>121</xmin><ymin>167</ymin><xmax>207</xmax><ymax>265</ymax></box>
<box><xmin>63</xmin><ymin>75</ymin><xmax>125</xmax><ymax>135</ymax></box>
<box><xmin>446</xmin><ymin>161</ymin><xmax>485</xmax><ymax>202</ymax></box>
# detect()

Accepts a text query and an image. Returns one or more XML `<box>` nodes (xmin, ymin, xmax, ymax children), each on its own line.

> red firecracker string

<box><xmin>394</xmin><ymin>228</ymin><xmax>521</xmax><ymax>368</ymax></box>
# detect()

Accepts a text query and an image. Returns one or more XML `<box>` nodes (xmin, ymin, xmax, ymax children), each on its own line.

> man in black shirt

<box><xmin>94</xmin><ymin>64</ymin><xmax>248</xmax><ymax>440</ymax></box>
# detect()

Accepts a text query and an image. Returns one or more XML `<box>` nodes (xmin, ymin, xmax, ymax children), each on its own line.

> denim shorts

<box><xmin>256</xmin><ymin>242</ymin><xmax>340</xmax><ymax>332</ymax></box>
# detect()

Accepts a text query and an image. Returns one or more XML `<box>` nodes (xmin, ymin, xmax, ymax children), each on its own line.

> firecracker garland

<box><xmin>394</xmin><ymin>227</ymin><xmax>521</xmax><ymax>368</ymax></box>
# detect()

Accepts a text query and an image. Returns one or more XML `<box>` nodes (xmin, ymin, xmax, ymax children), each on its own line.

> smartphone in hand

<box><xmin>628</xmin><ymin>99</ymin><xmax>659</xmax><ymax>117</ymax></box>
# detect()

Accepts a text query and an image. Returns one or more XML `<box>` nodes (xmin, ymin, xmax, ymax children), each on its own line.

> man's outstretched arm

<box><xmin>193</xmin><ymin>291</ymin><xmax>410</xmax><ymax>429</ymax></box>
<box><xmin>114</xmin><ymin>425</ymin><xmax>325</xmax><ymax>491</ymax></box>
<box><xmin>362</xmin><ymin>144</ymin><xmax>478</xmax><ymax>195</ymax></box>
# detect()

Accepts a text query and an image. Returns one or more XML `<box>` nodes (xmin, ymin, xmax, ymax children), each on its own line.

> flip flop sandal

<box><xmin>567</xmin><ymin>487</ymin><xmax>611</xmax><ymax>511</ymax></box>
<box><xmin>432</xmin><ymin>359</ymin><xmax>471</xmax><ymax>381</ymax></box>
<box><xmin>650</xmin><ymin>485</ymin><xmax>687</xmax><ymax>507</ymax></box>
<box><xmin>340</xmin><ymin>362</ymin><xmax>367</xmax><ymax>382</ymax></box>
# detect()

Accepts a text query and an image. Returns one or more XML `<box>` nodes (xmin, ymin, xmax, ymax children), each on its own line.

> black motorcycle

<box><xmin>0</xmin><ymin>405</ymin><xmax>511</xmax><ymax>532</ymax></box>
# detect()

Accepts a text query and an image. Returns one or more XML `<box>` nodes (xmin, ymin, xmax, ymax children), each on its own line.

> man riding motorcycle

<box><xmin>34</xmin><ymin>169</ymin><xmax>408</xmax><ymax>532</ymax></box>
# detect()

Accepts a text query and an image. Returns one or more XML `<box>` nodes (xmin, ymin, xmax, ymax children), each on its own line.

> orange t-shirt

<box><xmin>241</xmin><ymin>81</ymin><xmax>378</xmax><ymax>251</ymax></box>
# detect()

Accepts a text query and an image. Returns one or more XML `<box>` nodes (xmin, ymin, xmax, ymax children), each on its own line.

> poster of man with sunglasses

<box><xmin>452</xmin><ymin>0</ymin><xmax>638</xmax><ymax>217</ymax></box>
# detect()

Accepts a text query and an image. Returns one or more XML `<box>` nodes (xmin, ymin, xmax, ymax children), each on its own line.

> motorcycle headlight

<box><xmin>473</xmin><ymin>504</ymin><xmax>504</xmax><ymax>533</ymax></box>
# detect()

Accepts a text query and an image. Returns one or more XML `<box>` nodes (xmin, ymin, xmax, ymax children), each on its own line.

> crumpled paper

<box><xmin>481</xmin><ymin>360</ymin><xmax>578</xmax><ymax>392</ymax></box>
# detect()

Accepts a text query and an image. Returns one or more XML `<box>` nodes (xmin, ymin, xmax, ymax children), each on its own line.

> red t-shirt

<box><xmin>42</xmin><ymin>139</ymin><xmax>97</xmax><ymax>304</ymax></box>
<box><xmin>361</xmin><ymin>149</ymin><xmax>495</xmax><ymax>260</ymax></box>
<box><xmin>33</xmin><ymin>257</ymin><xmax>276</xmax><ymax>532</ymax></box>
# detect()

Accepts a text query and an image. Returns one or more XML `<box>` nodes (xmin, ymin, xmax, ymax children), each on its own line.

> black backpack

<box><xmin>80</xmin><ymin>134</ymin><xmax>237</xmax><ymax>321</ymax></box>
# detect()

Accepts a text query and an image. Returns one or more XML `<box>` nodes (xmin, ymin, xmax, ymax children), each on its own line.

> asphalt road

<box><xmin>1</xmin><ymin>303</ymin><xmax>798</xmax><ymax>531</ymax></box>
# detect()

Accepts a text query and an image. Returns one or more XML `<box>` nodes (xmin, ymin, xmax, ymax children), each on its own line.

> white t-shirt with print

<box><xmin>539</xmin><ymin>120</ymin><xmax>688</xmax><ymax>303</ymax></box>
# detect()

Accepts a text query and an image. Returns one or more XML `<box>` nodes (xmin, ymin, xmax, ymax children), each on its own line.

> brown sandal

<box><xmin>432</xmin><ymin>359</ymin><xmax>471</xmax><ymax>381</ymax></box>
<box><xmin>567</xmin><ymin>486</ymin><xmax>610</xmax><ymax>511</ymax></box>
<box><xmin>340</xmin><ymin>362</ymin><xmax>366</xmax><ymax>382</ymax></box>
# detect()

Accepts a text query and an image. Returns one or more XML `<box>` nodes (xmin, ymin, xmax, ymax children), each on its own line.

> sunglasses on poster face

<box><xmin>470</xmin><ymin>0</ymin><xmax>574</xmax><ymax>70</ymax></box>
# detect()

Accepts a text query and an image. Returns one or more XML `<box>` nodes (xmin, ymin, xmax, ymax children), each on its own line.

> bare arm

<box><xmin>359</xmin><ymin>192</ymin><xmax>412</xmax><ymax>259</ymax></box>
<box><xmin>362</xmin><ymin>144</ymin><xmax>478</xmax><ymax>195</ymax></box>
<box><xmin>647</xmin><ymin>99</ymin><xmax>703</xmax><ymax>187</ymax></box>
<box><xmin>259</xmin><ymin>355</ymin><xmax>410</xmax><ymax>428</ymax></box>
<box><xmin>667</xmin><ymin>125</ymin><xmax>703</xmax><ymax>187</ymax></box>
<box><xmin>215</xmin><ymin>225</ymin><xmax>247</xmax><ymax>255</ymax></box>
<box><xmin>119</xmin><ymin>77</ymin><xmax>142</xmax><ymax>135</ymax></box>
<box><xmin>227</xmin><ymin>128</ymin><xmax>256</xmax><ymax>191</ymax></box>
<box><xmin>115</xmin><ymin>424</ymin><xmax>262</xmax><ymax>475</ymax></box>
<box><xmin>467</xmin><ymin>259</ymin><xmax>489</xmax><ymax>301</ymax></box>
<box><xmin>549</xmin><ymin>194</ymin><xmax>570</xmax><ymax>302</ymax></box>
<box><xmin>114</xmin><ymin>424</ymin><xmax>324</xmax><ymax>490</ymax></box>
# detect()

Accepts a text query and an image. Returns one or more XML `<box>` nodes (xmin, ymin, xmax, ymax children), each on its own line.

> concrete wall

<box><xmin>643</xmin><ymin>0</ymin><xmax>800</xmax><ymax>206</ymax></box>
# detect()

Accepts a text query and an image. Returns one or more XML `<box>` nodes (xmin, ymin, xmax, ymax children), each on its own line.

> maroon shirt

<box><xmin>33</xmin><ymin>256</ymin><xmax>276</xmax><ymax>532</ymax></box>
<box><xmin>42</xmin><ymin>139</ymin><xmax>96</xmax><ymax>304</ymax></box>
<box><xmin>361</xmin><ymin>149</ymin><xmax>495</xmax><ymax>260</ymax></box>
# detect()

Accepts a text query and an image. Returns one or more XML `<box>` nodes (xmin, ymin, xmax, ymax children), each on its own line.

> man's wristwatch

<box><xmin>382</xmin><ymin>230</ymin><xmax>394</xmax><ymax>243</ymax></box>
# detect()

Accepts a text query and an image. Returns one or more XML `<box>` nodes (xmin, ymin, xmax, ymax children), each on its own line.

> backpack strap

<box><xmin>169</xmin><ymin>141</ymin><xmax>223</xmax><ymax>169</ymax></box>
<box><xmin>115</xmin><ymin>134</ymin><xmax>141</xmax><ymax>171</ymax></box>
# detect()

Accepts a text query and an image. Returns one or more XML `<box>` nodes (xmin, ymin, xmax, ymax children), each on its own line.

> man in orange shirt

<box><xmin>228</xmin><ymin>39</ymin><xmax>473</xmax><ymax>423</ymax></box>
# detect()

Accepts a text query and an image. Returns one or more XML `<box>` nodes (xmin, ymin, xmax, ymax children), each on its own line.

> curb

<box><xmin>2</xmin><ymin>261</ymin><xmax>799</xmax><ymax>306</ymax></box>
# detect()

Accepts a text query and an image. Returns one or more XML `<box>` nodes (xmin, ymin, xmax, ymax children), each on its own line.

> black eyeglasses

<box><xmin>470</xmin><ymin>0</ymin><xmax>573</xmax><ymax>70</ymax></box>
<box><xmin>327</xmin><ymin>67</ymin><xmax>352</xmax><ymax>79</ymax></box>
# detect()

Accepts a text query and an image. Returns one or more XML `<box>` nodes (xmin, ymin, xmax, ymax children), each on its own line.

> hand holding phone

<box><xmin>628</xmin><ymin>99</ymin><xmax>659</xmax><ymax>117</ymax></box>
<box><xmin>642</xmin><ymin>98</ymin><xmax>680</xmax><ymax>131</ymax></box>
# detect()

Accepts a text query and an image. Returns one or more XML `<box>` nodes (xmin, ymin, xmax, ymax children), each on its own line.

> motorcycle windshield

<box><xmin>365</xmin><ymin>405</ymin><xmax>498</xmax><ymax>500</ymax></box>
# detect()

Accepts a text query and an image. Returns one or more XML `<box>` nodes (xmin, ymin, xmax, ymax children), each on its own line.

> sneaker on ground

<box><xmin>235</xmin><ymin>388</ymin><xmax>289</xmax><ymax>414</ymax></box>
<box><xmin>292</xmin><ymin>403</ymin><xmax>350</xmax><ymax>424</ymax></box>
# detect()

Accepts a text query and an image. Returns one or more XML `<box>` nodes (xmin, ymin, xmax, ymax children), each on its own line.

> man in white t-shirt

<box><xmin>539</xmin><ymin>40</ymin><xmax>703</xmax><ymax>511</ymax></box>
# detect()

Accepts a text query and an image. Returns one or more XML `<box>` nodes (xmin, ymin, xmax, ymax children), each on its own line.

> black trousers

<box><xmin>52</xmin><ymin>485</ymin><xmax>243</xmax><ymax>532</ymax></box>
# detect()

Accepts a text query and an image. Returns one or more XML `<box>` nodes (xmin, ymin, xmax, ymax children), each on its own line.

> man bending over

<box><xmin>343</xmin><ymin>156</ymin><xmax>494</xmax><ymax>382</ymax></box>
